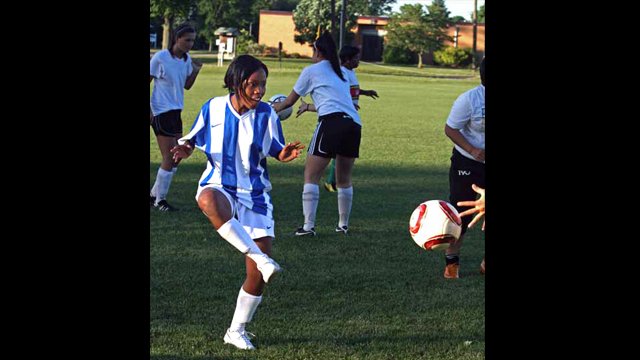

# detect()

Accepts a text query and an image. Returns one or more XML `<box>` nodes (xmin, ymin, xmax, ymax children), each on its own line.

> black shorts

<box><xmin>308</xmin><ymin>112</ymin><xmax>361</xmax><ymax>158</ymax></box>
<box><xmin>449</xmin><ymin>148</ymin><xmax>485</xmax><ymax>233</ymax></box>
<box><xmin>151</xmin><ymin>109</ymin><xmax>183</xmax><ymax>137</ymax></box>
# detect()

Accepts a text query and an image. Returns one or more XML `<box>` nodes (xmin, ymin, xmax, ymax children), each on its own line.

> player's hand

<box><xmin>278</xmin><ymin>141</ymin><xmax>305</xmax><ymax>162</ymax></box>
<box><xmin>170</xmin><ymin>143</ymin><xmax>193</xmax><ymax>165</ymax></box>
<box><xmin>368</xmin><ymin>90</ymin><xmax>379</xmax><ymax>99</ymax></box>
<box><xmin>469</xmin><ymin>148</ymin><xmax>485</xmax><ymax>162</ymax></box>
<box><xmin>457</xmin><ymin>184</ymin><xmax>485</xmax><ymax>230</ymax></box>
<box><xmin>296</xmin><ymin>99</ymin><xmax>309</xmax><ymax>118</ymax></box>
<box><xmin>192</xmin><ymin>58</ymin><xmax>203</xmax><ymax>71</ymax></box>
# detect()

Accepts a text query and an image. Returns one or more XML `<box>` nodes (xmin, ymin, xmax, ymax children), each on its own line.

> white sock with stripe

<box><xmin>302</xmin><ymin>183</ymin><xmax>320</xmax><ymax>231</ymax></box>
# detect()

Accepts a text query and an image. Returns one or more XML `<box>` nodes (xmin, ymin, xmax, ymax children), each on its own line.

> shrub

<box><xmin>433</xmin><ymin>46</ymin><xmax>472</xmax><ymax>68</ymax></box>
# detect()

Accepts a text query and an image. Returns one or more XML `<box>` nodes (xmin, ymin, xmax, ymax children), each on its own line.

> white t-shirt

<box><xmin>293</xmin><ymin>60</ymin><xmax>361</xmax><ymax>126</ymax></box>
<box><xmin>150</xmin><ymin>49</ymin><xmax>194</xmax><ymax>116</ymax></box>
<box><xmin>342</xmin><ymin>66</ymin><xmax>360</xmax><ymax>106</ymax></box>
<box><xmin>446</xmin><ymin>84</ymin><xmax>485</xmax><ymax>163</ymax></box>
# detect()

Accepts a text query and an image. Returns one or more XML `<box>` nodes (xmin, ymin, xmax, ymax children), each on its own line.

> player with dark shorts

<box><xmin>443</xmin><ymin>57</ymin><xmax>485</xmax><ymax>279</ymax></box>
<box><xmin>149</xmin><ymin>23</ymin><xmax>202</xmax><ymax>211</ymax></box>
<box><xmin>150</xmin><ymin>109</ymin><xmax>183</xmax><ymax>137</ymax></box>
<box><xmin>272</xmin><ymin>31</ymin><xmax>361</xmax><ymax>236</ymax></box>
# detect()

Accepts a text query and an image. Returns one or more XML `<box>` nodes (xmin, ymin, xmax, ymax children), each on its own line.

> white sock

<box><xmin>154</xmin><ymin>167</ymin><xmax>174</xmax><ymax>203</ymax></box>
<box><xmin>337</xmin><ymin>186</ymin><xmax>353</xmax><ymax>228</ymax></box>
<box><xmin>229</xmin><ymin>287</ymin><xmax>262</xmax><ymax>332</ymax></box>
<box><xmin>217</xmin><ymin>219</ymin><xmax>270</xmax><ymax>267</ymax></box>
<box><xmin>302</xmin><ymin>183</ymin><xmax>320</xmax><ymax>231</ymax></box>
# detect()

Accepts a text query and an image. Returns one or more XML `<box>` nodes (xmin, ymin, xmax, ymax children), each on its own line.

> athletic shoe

<box><xmin>257</xmin><ymin>258</ymin><xmax>281</xmax><ymax>283</ymax></box>
<box><xmin>155</xmin><ymin>199</ymin><xmax>178</xmax><ymax>212</ymax></box>
<box><xmin>150</xmin><ymin>195</ymin><xmax>156</xmax><ymax>206</ymax></box>
<box><xmin>223</xmin><ymin>328</ymin><xmax>256</xmax><ymax>350</ymax></box>
<box><xmin>335</xmin><ymin>225</ymin><xmax>348</xmax><ymax>235</ymax></box>
<box><xmin>295</xmin><ymin>227</ymin><xmax>316</xmax><ymax>236</ymax></box>
<box><xmin>324</xmin><ymin>182</ymin><xmax>337</xmax><ymax>192</ymax></box>
<box><xmin>444</xmin><ymin>263</ymin><xmax>460</xmax><ymax>279</ymax></box>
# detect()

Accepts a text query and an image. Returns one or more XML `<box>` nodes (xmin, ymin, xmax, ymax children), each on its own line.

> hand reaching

<box><xmin>457</xmin><ymin>184</ymin><xmax>485</xmax><ymax>230</ymax></box>
<box><xmin>170</xmin><ymin>143</ymin><xmax>193</xmax><ymax>165</ymax></box>
<box><xmin>296</xmin><ymin>99</ymin><xmax>309</xmax><ymax>118</ymax></box>
<box><xmin>278</xmin><ymin>141</ymin><xmax>305</xmax><ymax>162</ymax></box>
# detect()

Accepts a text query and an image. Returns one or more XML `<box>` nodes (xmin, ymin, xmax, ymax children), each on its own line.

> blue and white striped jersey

<box><xmin>178</xmin><ymin>94</ymin><xmax>286</xmax><ymax>215</ymax></box>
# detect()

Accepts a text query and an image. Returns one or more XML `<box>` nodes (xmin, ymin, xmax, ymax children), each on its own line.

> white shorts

<box><xmin>196</xmin><ymin>184</ymin><xmax>275</xmax><ymax>239</ymax></box>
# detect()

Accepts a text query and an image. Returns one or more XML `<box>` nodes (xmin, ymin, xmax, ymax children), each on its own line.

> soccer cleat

<box><xmin>155</xmin><ymin>199</ymin><xmax>178</xmax><ymax>212</ymax></box>
<box><xmin>257</xmin><ymin>258</ymin><xmax>281</xmax><ymax>283</ymax></box>
<box><xmin>295</xmin><ymin>227</ymin><xmax>316</xmax><ymax>236</ymax></box>
<box><xmin>150</xmin><ymin>195</ymin><xmax>156</xmax><ymax>206</ymax></box>
<box><xmin>444</xmin><ymin>263</ymin><xmax>460</xmax><ymax>279</ymax></box>
<box><xmin>324</xmin><ymin>182</ymin><xmax>337</xmax><ymax>192</ymax></box>
<box><xmin>480</xmin><ymin>258</ymin><xmax>485</xmax><ymax>275</ymax></box>
<box><xmin>335</xmin><ymin>225</ymin><xmax>348</xmax><ymax>235</ymax></box>
<box><xmin>223</xmin><ymin>328</ymin><xmax>256</xmax><ymax>350</ymax></box>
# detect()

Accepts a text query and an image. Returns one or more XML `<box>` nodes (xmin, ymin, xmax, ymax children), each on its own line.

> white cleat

<box><xmin>257</xmin><ymin>258</ymin><xmax>281</xmax><ymax>283</ymax></box>
<box><xmin>223</xmin><ymin>328</ymin><xmax>256</xmax><ymax>350</ymax></box>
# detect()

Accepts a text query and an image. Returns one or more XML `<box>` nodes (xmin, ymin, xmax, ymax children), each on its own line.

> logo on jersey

<box><xmin>458</xmin><ymin>170</ymin><xmax>471</xmax><ymax>176</ymax></box>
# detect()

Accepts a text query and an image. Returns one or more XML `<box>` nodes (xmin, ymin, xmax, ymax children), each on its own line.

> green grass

<box><xmin>150</xmin><ymin>59</ymin><xmax>484</xmax><ymax>359</ymax></box>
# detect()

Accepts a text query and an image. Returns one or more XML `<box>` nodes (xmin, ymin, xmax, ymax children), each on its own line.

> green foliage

<box><xmin>382</xmin><ymin>45</ymin><xmax>415</xmax><ymax>65</ymax></box>
<box><xmin>292</xmin><ymin>0</ymin><xmax>395</xmax><ymax>45</ymax></box>
<box><xmin>236</xmin><ymin>28</ymin><xmax>267</xmax><ymax>56</ymax></box>
<box><xmin>434</xmin><ymin>46</ymin><xmax>473</xmax><ymax>68</ymax></box>
<box><xmin>477</xmin><ymin>4</ymin><xmax>485</xmax><ymax>23</ymax></box>
<box><xmin>385</xmin><ymin>3</ymin><xmax>452</xmax><ymax>67</ymax></box>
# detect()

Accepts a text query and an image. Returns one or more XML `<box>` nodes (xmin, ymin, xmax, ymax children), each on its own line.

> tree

<box><xmin>477</xmin><ymin>4</ymin><xmax>485</xmax><ymax>23</ymax></box>
<box><xmin>150</xmin><ymin>0</ymin><xmax>196</xmax><ymax>49</ymax></box>
<box><xmin>385</xmin><ymin>4</ymin><xmax>451</xmax><ymax>68</ymax></box>
<box><xmin>292</xmin><ymin>0</ymin><xmax>395</xmax><ymax>46</ymax></box>
<box><xmin>450</xmin><ymin>15</ymin><xmax>466</xmax><ymax>24</ymax></box>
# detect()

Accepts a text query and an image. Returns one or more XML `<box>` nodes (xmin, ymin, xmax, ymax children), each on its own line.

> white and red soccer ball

<box><xmin>268</xmin><ymin>94</ymin><xmax>293</xmax><ymax>121</ymax></box>
<box><xmin>409</xmin><ymin>200</ymin><xmax>462</xmax><ymax>251</ymax></box>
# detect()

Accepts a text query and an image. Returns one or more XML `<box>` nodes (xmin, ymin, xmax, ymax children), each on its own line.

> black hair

<box><xmin>169</xmin><ymin>22</ymin><xmax>196</xmax><ymax>59</ymax></box>
<box><xmin>480</xmin><ymin>57</ymin><xmax>485</xmax><ymax>86</ymax></box>
<box><xmin>224</xmin><ymin>55</ymin><xmax>269</xmax><ymax>94</ymax></box>
<box><xmin>314</xmin><ymin>31</ymin><xmax>345</xmax><ymax>81</ymax></box>
<box><xmin>339</xmin><ymin>45</ymin><xmax>360</xmax><ymax>64</ymax></box>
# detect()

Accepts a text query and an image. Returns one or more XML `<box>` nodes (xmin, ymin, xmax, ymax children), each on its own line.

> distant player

<box><xmin>324</xmin><ymin>45</ymin><xmax>378</xmax><ymax>192</ymax></box>
<box><xmin>149</xmin><ymin>22</ymin><xmax>202</xmax><ymax>211</ymax></box>
<box><xmin>273</xmin><ymin>31</ymin><xmax>361</xmax><ymax>236</ymax></box>
<box><xmin>171</xmin><ymin>55</ymin><xmax>304</xmax><ymax>350</ymax></box>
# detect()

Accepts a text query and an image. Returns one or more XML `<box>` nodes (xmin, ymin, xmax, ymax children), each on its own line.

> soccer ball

<box><xmin>409</xmin><ymin>200</ymin><xmax>462</xmax><ymax>251</ymax></box>
<box><xmin>268</xmin><ymin>94</ymin><xmax>293</xmax><ymax>121</ymax></box>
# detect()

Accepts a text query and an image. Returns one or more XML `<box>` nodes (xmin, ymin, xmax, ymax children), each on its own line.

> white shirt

<box><xmin>178</xmin><ymin>95</ymin><xmax>286</xmax><ymax>215</ymax></box>
<box><xmin>293</xmin><ymin>60</ymin><xmax>361</xmax><ymax>126</ymax></box>
<box><xmin>446</xmin><ymin>84</ymin><xmax>485</xmax><ymax>163</ymax></box>
<box><xmin>150</xmin><ymin>49</ymin><xmax>194</xmax><ymax>116</ymax></box>
<box><xmin>342</xmin><ymin>66</ymin><xmax>360</xmax><ymax>106</ymax></box>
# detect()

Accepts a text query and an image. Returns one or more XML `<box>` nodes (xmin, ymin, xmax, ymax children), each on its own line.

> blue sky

<box><xmin>391</xmin><ymin>0</ymin><xmax>485</xmax><ymax>21</ymax></box>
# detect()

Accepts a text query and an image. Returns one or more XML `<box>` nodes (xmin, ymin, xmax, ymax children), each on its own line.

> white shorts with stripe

<box><xmin>196</xmin><ymin>184</ymin><xmax>275</xmax><ymax>239</ymax></box>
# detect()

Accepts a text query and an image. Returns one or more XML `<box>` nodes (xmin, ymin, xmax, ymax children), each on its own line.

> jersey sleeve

<box><xmin>178</xmin><ymin>99</ymin><xmax>211</xmax><ymax>150</ymax></box>
<box><xmin>293</xmin><ymin>67</ymin><xmax>312</xmax><ymax>97</ymax></box>
<box><xmin>446</xmin><ymin>93</ymin><xmax>471</xmax><ymax>129</ymax></box>
<box><xmin>266</xmin><ymin>108</ymin><xmax>285</xmax><ymax>158</ymax></box>
<box><xmin>150</xmin><ymin>52</ymin><xmax>162</xmax><ymax>79</ymax></box>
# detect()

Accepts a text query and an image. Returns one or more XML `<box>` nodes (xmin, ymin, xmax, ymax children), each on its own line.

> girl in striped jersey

<box><xmin>273</xmin><ymin>31</ymin><xmax>362</xmax><ymax>237</ymax></box>
<box><xmin>170</xmin><ymin>55</ymin><xmax>304</xmax><ymax>350</ymax></box>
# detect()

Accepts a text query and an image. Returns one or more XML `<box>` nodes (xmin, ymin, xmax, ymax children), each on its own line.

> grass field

<box><xmin>150</xmin><ymin>57</ymin><xmax>485</xmax><ymax>359</ymax></box>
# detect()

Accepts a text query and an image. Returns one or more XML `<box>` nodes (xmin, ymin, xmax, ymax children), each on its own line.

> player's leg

<box><xmin>150</xmin><ymin>110</ymin><xmax>182</xmax><ymax>211</ymax></box>
<box><xmin>198</xmin><ymin>188</ymin><xmax>279</xmax><ymax>283</ymax></box>
<box><xmin>324</xmin><ymin>159</ymin><xmax>337</xmax><ymax>192</ymax></box>
<box><xmin>335</xmin><ymin>155</ymin><xmax>355</xmax><ymax>234</ymax></box>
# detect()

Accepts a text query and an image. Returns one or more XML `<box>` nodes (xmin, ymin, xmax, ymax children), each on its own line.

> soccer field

<box><xmin>150</xmin><ymin>58</ymin><xmax>485</xmax><ymax>359</ymax></box>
